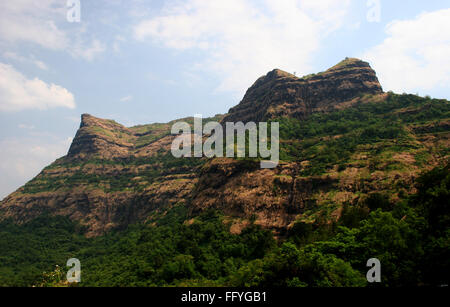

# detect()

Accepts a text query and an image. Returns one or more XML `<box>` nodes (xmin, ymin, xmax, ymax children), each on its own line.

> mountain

<box><xmin>0</xmin><ymin>58</ymin><xmax>449</xmax><ymax>287</ymax></box>
<box><xmin>0</xmin><ymin>114</ymin><xmax>223</xmax><ymax>236</ymax></box>
<box><xmin>0</xmin><ymin>58</ymin><xmax>448</xmax><ymax>239</ymax></box>
<box><xmin>223</xmin><ymin>58</ymin><xmax>383</xmax><ymax>123</ymax></box>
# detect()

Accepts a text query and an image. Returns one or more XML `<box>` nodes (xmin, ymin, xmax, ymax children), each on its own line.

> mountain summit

<box><xmin>223</xmin><ymin>58</ymin><xmax>383</xmax><ymax>123</ymax></box>
<box><xmin>67</xmin><ymin>114</ymin><xmax>136</xmax><ymax>159</ymax></box>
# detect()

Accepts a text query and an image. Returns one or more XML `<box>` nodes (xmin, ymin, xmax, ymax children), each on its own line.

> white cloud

<box><xmin>34</xmin><ymin>60</ymin><xmax>49</xmax><ymax>71</ymax></box>
<box><xmin>363</xmin><ymin>8</ymin><xmax>450</xmax><ymax>94</ymax></box>
<box><xmin>0</xmin><ymin>63</ymin><xmax>76</xmax><ymax>111</ymax></box>
<box><xmin>0</xmin><ymin>136</ymin><xmax>72</xmax><ymax>200</ymax></box>
<box><xmin>0</xmin><ymin>1</ymin><xmax>106</xmax><ymax>61</ymax></box>
<box><xmin>133</xmin><ymin>0</ymin><xmax>352</xmax><ymax>96</ymax></box>
<box><xmin>0</xmin><ymin>0</ymin><xmax>68</xmax><ymax>50</ymax></box>
<box><xmin>3</xmin><ymin>51</ymin><xmax>49</xmax><ymax>70</ymax></box>
<box><xmin>299</xmin><ymin>0</ymin><xmax>351</xmax><ymax>33</ymax></box>
<box><xmin>18</xmin><ymin>124</ymin><xmax>36</xmax><ymax>130</ymax></box>
<box><xmin>70</xmin><ymin>39</ymin><xmax>106</xmax><ymax>61</ymax></box>
<box><xmin>120</xmin><ymin>95</ymin><xmax>133</xmax><ymax>102</ymax></box>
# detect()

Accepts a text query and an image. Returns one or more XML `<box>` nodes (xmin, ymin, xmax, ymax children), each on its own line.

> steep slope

<box><xmin>191</xmin><ymin>94</ymin><xmax>449</xmax><ymax>235</ymax></box>
<box><xmin>67</xmin><ymin>114</ymin><xmax>136</xmax><ymax>159</ymax></box>
<box><xmin>223</xmin><ymin>58</ymin><xmax>383</xmax><ymax>123</ymax></box>
<box><xmin>0</xmin><ymin>58</ymin><xmax>448</xmax><ymax>238</ymax></box>
<box><xmin>0</xmin><ymin>115</ymin><xmax>223</xmax><ymax>236</ymax></box>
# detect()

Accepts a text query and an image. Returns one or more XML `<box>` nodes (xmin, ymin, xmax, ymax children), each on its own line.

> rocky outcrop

<box><xmin>222</xmin><ymin>58</ymin><xmax>383</xmax><ymax>123</ymax></box>
<box><xmin>189</xmin><ymin>158</ymin><xmax>334</xmax><ymax>234</ymax></box>
<box><xmin>67</xmin><ymin>114</ymin><xmax>137</xmax><ymax>160</ymax></box>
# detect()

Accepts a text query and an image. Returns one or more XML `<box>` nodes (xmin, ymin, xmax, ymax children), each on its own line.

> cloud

<box><xmin>133</xmin><ymin>0</ymin><xmax>352</xmax><ymax>96</ymax></box>
<box><xmin>2</xmin><ymin>51</ymin><xmax>49</xmax><ymax>70</ymax></box>
<box><xmin>363</xmin><ymin>8</ymin><xmax>450</xmax><ymax>94</ymax></box>
<box><xmin>70</xmin><ymin>39</ymin><xmax>106</xmax><ymax>61</ymax></box>
<box><xmin>0</xmin><ymin>0</ymin><xmax>68</xmax><ymax>50</ymax></box>
<box><xmin>0</xmin><ymin>136</ymin><xmax>73</xmax><ymax>200</ymax></box>
<box><xmin>0</xmin><ymin>63</ymin><xmax>76</xmax><ymax>111</ymax></box>
<box><xmin>0</xmin><ymin>1</ymin><xmax>106</xmax><ymax>61</ymax></box>
<box><xmin>120</xmin><ymin>95</ymin><xmax>133</xmax><ymax>102</ymax></box>
<box><xmin>18</xmin><ymin>124</ymin><xmax>36</xmax><ymax>130</ymax></box>
<box><xmin>33</xmin><ymin>60</ymin><xmax>49</xmax><ymax>71</ymax></box>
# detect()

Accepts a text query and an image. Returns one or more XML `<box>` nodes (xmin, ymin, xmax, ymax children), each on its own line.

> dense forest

<box><xmin>0</xmin><ymin>164</ymin><xmax>448</xmax><ymax>287</ymax></box>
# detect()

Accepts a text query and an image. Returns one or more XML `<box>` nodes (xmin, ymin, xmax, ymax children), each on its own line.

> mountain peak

<box><xmin>223</xmin><ymin>58</ymin><xmax>383</xmax><ymax>123</ymax></box>
<box><xmin>68</xmin><ymin>114</ymin><xmax>133</xmax><ymax>159</ymax></box>
<box><xmin>268</xmin><ymin>69</ymin><xmax>297</xmax><ymax>79</ymax></box>
<box><xmin>79</xmin><ymin>113</ymin><xmax>121</xmax><ymax>128</ymax></box>
<box><xmin>326</xmin><ymin>57</ymin><xmax>367</xmax><ymax>70</ymax></box>
<box><xmin>250</xmin><ymin>68</ymin><xmax>298</xmax><ymax>90</ymax></box>
<box><xmin>80</xmin><ymin>113</ymin><xmax>97</xmax><ymax>128</ymax></box>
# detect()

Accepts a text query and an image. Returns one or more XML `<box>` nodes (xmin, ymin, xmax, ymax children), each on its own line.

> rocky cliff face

<box><xmin>1</xmin><ymin>58</ymin><xmax>448</xmax><ymax>237</ymax></box>
<box><xmin>0</xmin><ymin>113</ymin><xmax>227</xmax><ymax>236</ymax></box>
<box><xmin>223</xmin><ymin>58</ymin><xmax>383</xmax><ymax>123</ymax></box>
<box><xmin>0</xmin><ymin>114</ymin><xmax>201</xmax><ymax>236</ymax></box>
<box><xmin>67</xmin><ymin>114</ymin><xmax>135</xmax><ymax>159</ymax></box>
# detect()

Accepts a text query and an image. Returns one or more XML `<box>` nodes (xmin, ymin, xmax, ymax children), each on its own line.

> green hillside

<box><xmin>0</xmin><ymin>92</ymin><xmax>448</xmax><ymax>287</ymax></box>
<box><xmin>0</xmin><ymin>163</ymin><xmax>448</xmax><ymax>287</ymax></box>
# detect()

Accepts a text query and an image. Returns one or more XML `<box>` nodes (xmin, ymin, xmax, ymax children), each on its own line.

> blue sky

<box><xmin>0</xmin><ymin>0</ymin><xmax>450</xmax><ymax>199</ymax></box>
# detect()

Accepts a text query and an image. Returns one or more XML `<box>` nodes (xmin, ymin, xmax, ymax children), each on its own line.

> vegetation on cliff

<box><xmin>277</xmin><ymin>93</ymin><xmax>450</xmax><ymax>176</ymax></box>
<box><xmin>0</xmin><ymin>165</ymin><xmax>447</xmax><ymax>287</ymax></box>
<box><xmin>0</xmin><ymin>59</ymin><xmax>448</xmax><ymax>287</ymax></box>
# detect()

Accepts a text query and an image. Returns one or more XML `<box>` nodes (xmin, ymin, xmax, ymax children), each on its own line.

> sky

<box><xmin>0</xmin><ymin>0</ymin><xmax>450</xmax><ymax>199</ymax></box>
